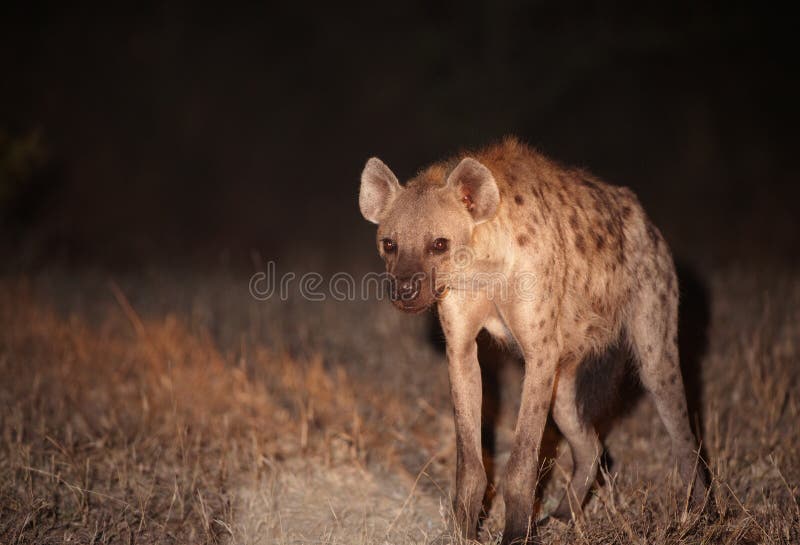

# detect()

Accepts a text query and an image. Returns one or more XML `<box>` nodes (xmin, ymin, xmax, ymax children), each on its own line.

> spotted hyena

<box><xmin>358</xmin><ymin>137</ymin><xmax>706</xmax><ymax>544</ymax></box>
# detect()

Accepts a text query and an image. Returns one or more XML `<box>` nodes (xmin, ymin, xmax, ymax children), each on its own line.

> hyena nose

<box><xmin>393</xmin><ymin>276</ymin><xmax>421</xmax><ymax>302</ymax></box>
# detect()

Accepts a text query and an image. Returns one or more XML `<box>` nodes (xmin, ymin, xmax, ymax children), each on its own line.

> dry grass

<box><xmin>0</xmin><ymin>266</ymin><xmax>798</xmax><ymax>544</ymax></box>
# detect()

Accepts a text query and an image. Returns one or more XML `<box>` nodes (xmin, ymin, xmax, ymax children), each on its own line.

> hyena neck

<box><xmin>469</xmin><ymin>216</ymin><xmax>516</xmax><ymax>275</ymax></box>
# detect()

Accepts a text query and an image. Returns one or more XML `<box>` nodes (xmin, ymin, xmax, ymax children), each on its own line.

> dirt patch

<box><xmin>233</xmin><ymin>459</ymin><xmax>446</xmax><ymax>545</ymax></box>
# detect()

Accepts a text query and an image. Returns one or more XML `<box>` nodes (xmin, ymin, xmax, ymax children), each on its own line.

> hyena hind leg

<box><xmin>549</xmin><ymin>360</ymin><xmax>602</xmax><ymax>522</ymax></box>
<box><xmin>627</xmin><ymin>290</ymin><xmax>708</xmax><ymax>506</ymax></box>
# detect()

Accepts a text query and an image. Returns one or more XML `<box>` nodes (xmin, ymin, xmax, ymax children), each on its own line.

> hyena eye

<box><xmin>431</xmin><ymin>238</ymin><xmax>449</xmax><ymax>254</ymax></box>
<box><xmin>382</xmin><ymin>238</ymin><xmax>397</xmax><ymax>253</ymax></box>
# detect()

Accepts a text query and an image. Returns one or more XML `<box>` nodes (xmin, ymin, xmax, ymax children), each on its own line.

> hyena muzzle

<box><xmin>359</xmin><ymin>137</ymin><xmax>707</xmax><ymax>544</ymax></box>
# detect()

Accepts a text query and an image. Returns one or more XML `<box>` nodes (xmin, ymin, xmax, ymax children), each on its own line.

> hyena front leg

<box><xmin>438</xmin><ymin>295</ymin><xmax>491</xmax><ymax>540</ymax></box>
<box><xmin>500</xmin><ymin>312</ymin><xmax>560</xmax><ymax>545</ymax></box>
<box><xmin>549</xmin><ymin>360</ymin><xmax>601</xmax><ymax>522</ymax></box>
<box><xmin>628</xmin><ymin>267</ymin><xmax>708</xmax><ymax>506</ymax></box>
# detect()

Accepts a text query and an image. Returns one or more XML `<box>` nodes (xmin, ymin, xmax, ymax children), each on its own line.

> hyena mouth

<box><xmin>399</xmin><ymin>304</ymin><xmax>430</xmax><ymax>314</ymax></box>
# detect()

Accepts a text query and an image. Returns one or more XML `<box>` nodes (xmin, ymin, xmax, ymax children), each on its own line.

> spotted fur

<box><xmin>359</xmin><ymin>137</ymin><xmax>707</xmax><ymax>544</ymax></box>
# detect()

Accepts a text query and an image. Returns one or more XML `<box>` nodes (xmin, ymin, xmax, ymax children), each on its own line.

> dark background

<box><xmin>1</xmin><ymin>1</ymin><xmax>797</xmax><ymax>273</ymax></box>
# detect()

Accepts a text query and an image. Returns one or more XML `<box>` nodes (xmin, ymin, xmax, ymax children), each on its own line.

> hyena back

<box><xmin>359</xmin><ymin>137</ymin><xmax>706</xmax><ymax>544</ymax></box>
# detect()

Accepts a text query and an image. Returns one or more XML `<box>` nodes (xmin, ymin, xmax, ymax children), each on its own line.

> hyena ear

<box><xmin>359</xmin><ymin>157</ymin><xmax>401</xmax><ymax>224</ymax></box>
<box><xmin>446</xmin><ymin>157</ymin><xmax>500</xmax><ymax>224</ymax></box>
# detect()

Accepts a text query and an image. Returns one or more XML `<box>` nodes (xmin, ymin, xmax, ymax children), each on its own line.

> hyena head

<box><xmin>359</xmin><ymin>156</ymin><xmax>500</xmax><ymax>313</ymax></box>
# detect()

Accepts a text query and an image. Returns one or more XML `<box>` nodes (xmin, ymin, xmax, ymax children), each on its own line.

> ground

<box><xmin>1</xmin><ymin>265</ymin><xmax>798</xmax><ymax>544</ymax></box>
